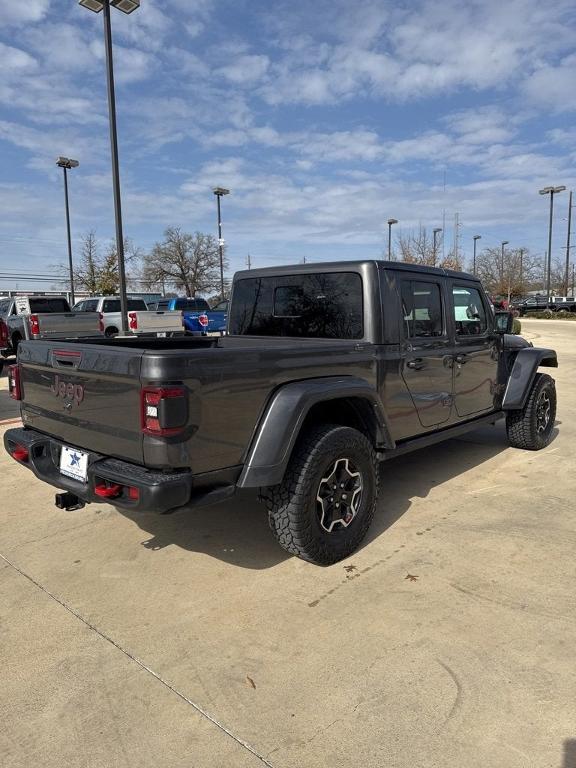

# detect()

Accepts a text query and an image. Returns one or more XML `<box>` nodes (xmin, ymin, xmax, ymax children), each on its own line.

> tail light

<box><xmin>98</xmin><ymin>312</ymin><xmax>105</xmax><ymax>333</ymax></box>
<box><xmin>8</xmin><ymin>364</ymin><xmax>21</xmax><ymax>400</ymax></box>
<box><xmin>11</xmin><ymin>445</ymin><xmax>29</xmax><ymax>462</ymax></box>
<box><xmin>129</xmin><ymin>312</ymin><xmax>138</xmax><ymax>330</ymax></box>
<box><xmin>141</xmin><ymin>385</ymin><xmax>187</xmax><ymax>436</ymax></box>
<box><xmin>0</xmin><ymin>318</ymin><xmax>7</xmax><ymax>347</ymax></box>
<box><xmin>198</xmin><ymin>313</ymin><xmax>209</xmax><ymax>328</ymax></box>
<box><xmin>29</xmin><ymin>314</ymin><xmax>40</xmax><ymax>336</ymax></box>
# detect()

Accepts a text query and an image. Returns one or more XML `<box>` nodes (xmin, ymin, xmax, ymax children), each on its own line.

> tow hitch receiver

<box><xmin>55</xmin><ymin>492</ymin><xmax>86</xmax><ymax>511</ymax></box>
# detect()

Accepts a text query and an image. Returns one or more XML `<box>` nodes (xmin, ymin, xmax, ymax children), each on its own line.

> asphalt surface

<box><xmin>1</xmin><ymin>319</ymin><xmax>575</xmax><ymax>768</ymax></box>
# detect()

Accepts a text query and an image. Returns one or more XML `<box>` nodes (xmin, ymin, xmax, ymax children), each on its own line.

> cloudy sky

<box><xmin>1</xmin><ymin>0</ymin><xmax>575</xmax><ymax>290</ymax></box>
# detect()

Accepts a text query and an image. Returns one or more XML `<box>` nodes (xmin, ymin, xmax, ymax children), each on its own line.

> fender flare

<box><xmin>502</xmin><ymin>348</ymin><xmax>558</xmax><ymax>410</ymax></box>
<box><xmin>237</xmin><ymin>376</ymin><xmax>392</xmax><ymax>488</ymax></box>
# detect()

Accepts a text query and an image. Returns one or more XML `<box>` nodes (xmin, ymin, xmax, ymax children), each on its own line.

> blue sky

<box><xmin>1</xmin><ymin>0</ymin><xmax>575</xmax><ymax>291</ymax></box>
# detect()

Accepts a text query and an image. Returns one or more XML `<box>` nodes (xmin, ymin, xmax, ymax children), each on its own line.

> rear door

<box><xmin>400</xmin><ymin>277</ymin><xmax>453</xmax><ymax>427</ymax></box>
<box><xmin>18</xmin><ymin>341</ymin><xmax>145</xmax><ymax>463</ymax></box>
<box><xmin>448</xmin><ymin>281</ymin><xmax>498</xmax><ymax>417</ymax></box>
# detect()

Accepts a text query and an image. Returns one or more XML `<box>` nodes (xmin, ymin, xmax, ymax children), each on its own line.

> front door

<box><xmin>400</xmin><ymin>278</ymin><xmax>453</xmax><ymax>428</ymax></box>
<box><xmin>449</xmin><ymin>282</ymin><xmax>499</xmax><ymax>417</ymax></box>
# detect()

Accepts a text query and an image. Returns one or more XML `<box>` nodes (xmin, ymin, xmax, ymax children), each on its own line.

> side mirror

<box><xmin>494</xmin><ymin>310</ymin><xmax>514</xmax><ymax>333</ymax></box>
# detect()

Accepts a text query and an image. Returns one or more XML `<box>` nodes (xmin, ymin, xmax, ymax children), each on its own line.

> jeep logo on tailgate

<box><xmin>51</xmin><ymin>374</ymin><xmax>84</xmax><ymax>406</ymax></box>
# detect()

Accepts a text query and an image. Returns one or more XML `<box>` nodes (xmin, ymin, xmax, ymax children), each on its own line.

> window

<box><xmin>102</xmin><ymin>299</ymin><xmax>147</xmax><ymax>312</ymax></box>
<box><xmin>401</xmin><ymin>281</ymin><xmax>444</xmax><ymax>338</ymax></box>
<box><xmin>174</xmin><ymin>298</ymin><xmax>210</xmax><ymax>311</ymax></box>
<box><xmin>29</xmin><ymin>297</ymin><xmax>70</xmax><ymax>313</ymax></box>
<box><xmin>229</xmin><ymin>272</ymin><xmax>364</xmax><ymax>339</ymax></box>
<box><xmin>0</xmin><ymin>299</ymin><xmax>10</xmax><ymax>317</ymax></box>
<box><xmin>82</xmin><ymin>299</ymin><xmax>99</xmax><ymax>312</ymax></box>
<box><xmin>452</xmin><ymin>286</ymin><xmax>488</xmax><ymax>335</ymax></box>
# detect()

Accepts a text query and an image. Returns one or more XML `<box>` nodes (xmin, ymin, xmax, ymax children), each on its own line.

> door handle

<box><xmin>407</xmin><ymin>358</ymin><xmax>425</xmax><ymax>370</ymax></box>
<box><xmin>454</xmin><ymin>354</ymin><xmax>468</xmax><ymax>364</ymax></box>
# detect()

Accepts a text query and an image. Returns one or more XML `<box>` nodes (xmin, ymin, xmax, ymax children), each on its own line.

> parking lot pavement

<box><xmin>1</xmin><ymin>319</ymin><xmax>575</xmax><ymax>768</ymax></box>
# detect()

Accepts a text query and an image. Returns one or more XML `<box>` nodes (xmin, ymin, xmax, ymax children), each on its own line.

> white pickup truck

<box><xmin>72</xmin><ymin>296</ymin><xmax>184</xmax><ymax>338</ymax></box>
<box><xmin>0</xmin><ymin>295</ymin><xmax>102</xmax><ymax>358</ymax></box>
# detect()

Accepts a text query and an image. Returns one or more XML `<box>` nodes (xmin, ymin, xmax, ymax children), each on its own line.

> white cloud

<box><xmin>0</xmin><ymin>42</ymin><xmax>38</xmax><ymax>71</ymax></box>
<box><xmin>216</xmin><ymin>54</ymin><xmax>270</xmax><ymax>85</ymax></box>
<box><xmin>522</xmin><ymin>54</ymin><xmax>576</xmax><ymax>112</ymax></box>
<box><xmin>0</xmin><ymin>1</ymin><xmax>48</xmax><ymax>26</ymax></box>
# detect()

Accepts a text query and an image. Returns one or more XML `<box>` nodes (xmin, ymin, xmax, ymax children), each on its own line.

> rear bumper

<box><xmin>4</xmin><ymin>427</ymin><xmax>193</xmax><ymax>514</ymax></box>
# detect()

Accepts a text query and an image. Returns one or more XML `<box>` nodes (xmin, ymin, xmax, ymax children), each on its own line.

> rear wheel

<box><xmin>261</xmin><ymin>424</ymin><xmax>379</xmax><ymax>565</ymax></box>
<box><xmin>506</xmin><ymin>373</ymin><xmax>556</xmax><ymax>450</ymax></box>
<box><xmin>105</xmin><ymin>327</ymin><xmax>118</xmax><ymax>338</ymax></box>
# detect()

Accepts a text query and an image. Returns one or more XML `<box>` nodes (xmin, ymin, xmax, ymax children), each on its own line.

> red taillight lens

<box><xmin>98</xmin><ymin>312</ymin><xmax>105</xmax><ymax>333</ymax></box>
<box><xmin>127</xmin><ymin>486</ymin><xmax>140</xmax><ymax>500</ymax></box>
<box><xmin>29</xmin><ymin>314</ymin><xmax>40</xmax><ymax>336</ymax></box>
<box><xmin>0</xmin><ymin>318</ymin><xmax>7</xmax><ymax>347</ymax></box>
<box><xmin>8</xmin><ymin>364</ymin><xmax>21</xmax><ymax>400</ymax></box>
<box><xmin>141</xmin><ymin>386</ymin><xmax>187</xmax><ymax>436</ymax></box>
<box><xmin>198</xmin><ymin>313</ymin><xmax>209</xmax><ymax>328</ymax></box>
<box><xmin>94</xmin><ymin>482</ymin><xmax>122</xmax><ymax>498</ymax></box>
<box><xmin>12</xmin><ymin>445</ymin><xmax>29</xmax><ymax>462</ymax></box>
<box><xmin>129</xmin><ymin>312</ymin><xmax>138</xmax><ymax>330</ymax></box>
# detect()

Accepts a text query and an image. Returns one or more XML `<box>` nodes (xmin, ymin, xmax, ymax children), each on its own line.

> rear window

<box><xmin>174</xmin><ymin>298</ymin><xmax>210</xmax><ymax>311</ymax></box>
<box><xmin>102</xmin><ymin>299</ymin><xmax>147</xmax><ymax>312</ymax></box>
<box><xmin>229</xmin><ymin>272</ymin><xmax>364</xmax><ymax>339</ymax></box>
<box><xmin>29</xmin><ymin>297</ymin><xmax>70</xmax><ymax>313</ymax></box>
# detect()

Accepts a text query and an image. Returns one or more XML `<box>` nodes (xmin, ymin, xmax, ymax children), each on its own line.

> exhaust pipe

<box><xmin>55</xmin><ymin>492</ymin><xmax>86</xmax><ymax>511</ymax></box>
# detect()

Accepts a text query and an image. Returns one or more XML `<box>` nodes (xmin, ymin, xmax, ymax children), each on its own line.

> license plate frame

<box><xmin>60</xmin><ymin>445</ymin><xmax>89</xmax><ymax>483</ymax></box>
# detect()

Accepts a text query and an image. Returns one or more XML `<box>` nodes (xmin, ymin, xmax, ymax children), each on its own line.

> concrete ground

<box><xmin>1</xmin><ymin>319</ymin><xmax>575</xmax><ymax>768</ymax></box>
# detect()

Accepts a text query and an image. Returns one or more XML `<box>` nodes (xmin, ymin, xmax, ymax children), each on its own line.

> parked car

<box><xmin>148</xmin><ymin>297</ymin><xmax>227</xmax><ymax>335</ymax></box>
<box><xmin>0</xmin><ymin>295</ymin><xmax>102</xmax><ymax>358</ymax></box>
<box><xmin>73</xmin><ymin>296</ymin><xmax>184</xmax><ymax>337</ymax></box>
<box><xmin>5</xmin><ymin>260</ymin><xmax>558</xmax><ymax>565</ymax></box>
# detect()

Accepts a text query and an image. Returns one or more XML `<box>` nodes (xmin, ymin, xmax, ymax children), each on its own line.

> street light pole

<box><xmin>473</xmin><ymin>235</ymin><xmax>481</xmax><ymax>276</ymax></box>
<box><xmin>213</xmin><ymin>187</ymin><xmax>230</xmax><ymax>300</ymax></box>
<box><xmin>387</xmin><ymin>218</ymin><xmax>398</xmax><ymax>260</ymax></box>
<box><xmin>433</xmin><ymin>228</ymin><xmax>442</xmax><ymax>266</ymax></box>
<box><xmin>539</xmin><ymin>185</ymin><xmax>566</xmax><ymax>303</ymax></box>
<box><xmin>500</xmin><ymin>241</ymin><xmax>509</xmax><ymax>294</ymax></box>
<box><xmin>79</xmin><ymin>0</ymin><xmax>140</xmax><ymax>334</ymax></box>
<box><xmin>56</xmin><ymin>156</ymin><xmax>79</xmax><ymax>305</ymax></box>
<box><xmin>564</xmin><ymin>190</ymin><xmax>573</xmax><ymax>296</ymax></box>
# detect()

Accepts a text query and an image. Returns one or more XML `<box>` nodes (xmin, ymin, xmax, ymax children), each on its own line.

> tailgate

<box><xmin>130</xmin><ymin>310</ymin><xmax>183</xmax><ymax>333</ymax></box>
<box><xmin>18</xmin><ymin>340</ymin><xmax>145</xmax><ymax>463</ymax></box>
<box><xmin>37</xmin><ymin>312</ymin><xmax>103</xmax><ymax>339</ymax></box>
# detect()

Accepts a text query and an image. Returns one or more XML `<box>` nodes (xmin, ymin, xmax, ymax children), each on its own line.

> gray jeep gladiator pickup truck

<box><xmin>4</xmin><ymin>261</ymin><xmax>558</xmax><ymax>564</ymax></box>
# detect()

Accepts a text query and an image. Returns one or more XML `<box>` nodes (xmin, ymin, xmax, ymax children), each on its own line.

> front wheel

<box><xmin>506</xmin><ymin>373</ymin><xmax>556</xmax><ymax>450</ymax></box>
<box><xmin>261</xmin><ymin>424</ymin><xmax>379</xmax><ymax>565</ymax></box>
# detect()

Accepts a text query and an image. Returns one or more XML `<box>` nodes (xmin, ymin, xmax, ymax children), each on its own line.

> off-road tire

<box><xmin>506</xmin><ymin>373</ymin><xmax>556</xmax><ymax>450</ymax></box>
<box><xmin>105</xmin><ymin>327</ymin><xmax>118</xmax><ymax>338</ymax></box>
<box><xmin>261</xmin><ymin>424</ymin><xmax>379</xmax><ymax>565</ymax></box>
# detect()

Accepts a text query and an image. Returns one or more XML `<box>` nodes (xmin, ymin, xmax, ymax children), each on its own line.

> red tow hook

<box><xmin>94</xmin><ymin>483</ymin><xmax>122</xmax><ymax>499</ymax></box>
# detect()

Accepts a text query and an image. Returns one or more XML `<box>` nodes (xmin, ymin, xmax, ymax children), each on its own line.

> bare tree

<box><xmin>474</xmin><ymin>247</ymin><xmax>544</xmax><ymax>299</ymax></box>
<box><xmin>142</xmin><ymin>227</ymin><xmax>225</xmax><ymax>297</ymax></box>
<box><xmin>395</xmin><ymin>226</ymin><xmax>462</xmax><ymax>270</ymax></box>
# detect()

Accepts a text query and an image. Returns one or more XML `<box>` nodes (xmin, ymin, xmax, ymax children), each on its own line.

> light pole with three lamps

<box><xmin>56</xmin><ymin>156</ymin><xmax>79</xmax><ymax>306</ymax></box>
<box><xmin>78</xmin><ymin>0</ymin><xmax>140</xmax><ymax>334</ymax></box>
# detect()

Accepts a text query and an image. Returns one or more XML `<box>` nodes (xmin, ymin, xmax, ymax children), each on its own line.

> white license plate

<box><xmin>157</xmin><ymin>331</ymin><xmax>167</xmax><ymax>338</ymax></box>
<box><xmin>60</xmin><ymin>446</ymin><xmax>89</xmax><ymax>483</ymax></box>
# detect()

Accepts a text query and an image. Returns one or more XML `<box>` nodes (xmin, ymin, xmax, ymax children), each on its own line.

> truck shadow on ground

<box><xmin>564</xmin><ymin>739</ymin><xmax>576</xmax><ymax>768</ymax></box>
<box><xmin>114</xmin><ymin>421</ymin><xmax>552</xmax><ymax>570</ymax></box>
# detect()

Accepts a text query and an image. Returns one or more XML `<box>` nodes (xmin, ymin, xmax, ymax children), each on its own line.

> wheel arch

<box><xmin>502</xmin><ymin>348</ymin><xmax>558</xmax><ymax>410</ymax></box>
<box><xmin>237</xmin><ymin>377</ymin><xmax>392</xmax><ymax>488</ymax></box>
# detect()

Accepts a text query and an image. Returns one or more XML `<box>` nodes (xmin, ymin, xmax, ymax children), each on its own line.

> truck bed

<box><xmin>16</xmin><ymin>336</ymin><xmax>377</xmax><ymax>476</ymax></box>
